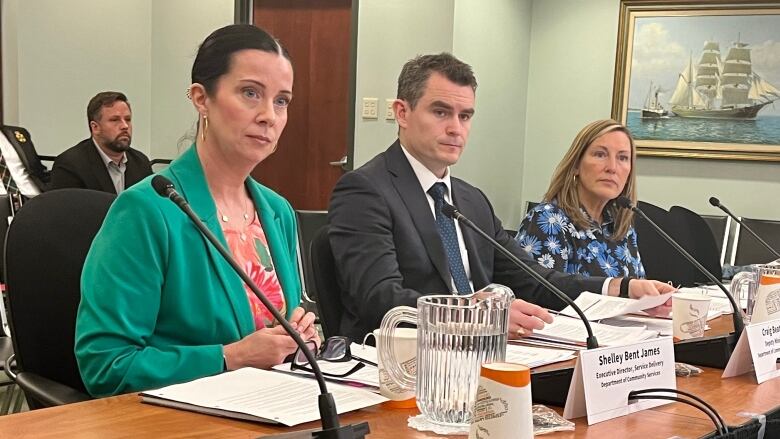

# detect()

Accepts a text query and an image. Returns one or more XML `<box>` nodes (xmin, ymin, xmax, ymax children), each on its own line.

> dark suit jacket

<box><xmin>0</xmin><ymin>125</ymin><xmax>51</xmax><ymax>192</ymax></box>
<box><xmin>50</xmin><ymin>138</ymin><xmax>153</xmax><ymax>194</ymax></box>
<box><xmin>328</xmin><ymin>141</ymin><xmax>606</xmax><ymax>341</ymax></box>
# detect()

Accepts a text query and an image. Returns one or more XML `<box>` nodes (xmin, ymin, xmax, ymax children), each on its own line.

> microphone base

<box><xmin>673</xmin><ymin>333</ymin><xmax>738</xmax><ymax>369</ymax></box>
<box><xmin>531</xmin><ymin>367</ymin><xmax>574</xmax><ymax>407</ymax></box>
<box><xmin>258</xmin><ymin>422</ymin><xmax>370</xmax><ymax>439</ymax></box>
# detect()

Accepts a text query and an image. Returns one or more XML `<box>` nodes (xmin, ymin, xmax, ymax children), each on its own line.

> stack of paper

<box><xmin>141</xmin><ymin>368</ymin><xmax>387</xmax><ymax>426</ymax></box>
<box><xmin>529</xmin><ymin>314</ymin><xmax>657</xmax><ymax>347</ymax></box>
<box><xmin>559</xmin><ymin>291</ymin><xmax>673</xmax><ymax>321</ymax></box>
<box><xmin>505</xmin><ymin>343</ymin><xmax>576</xmax><ymax>367</ymax></box>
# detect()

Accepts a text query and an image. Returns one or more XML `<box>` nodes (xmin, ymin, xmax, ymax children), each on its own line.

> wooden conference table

<box><xmin>0</xmin><ymin>317</ymin><xmax>776</xmax><ymax>438</ymax></box>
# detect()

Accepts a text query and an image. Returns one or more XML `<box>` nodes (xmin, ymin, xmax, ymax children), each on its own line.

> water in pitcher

<box><xmin>416</xmin><ymin>320</ymin><xmax>507</xmax><ymax>426</ymax></box>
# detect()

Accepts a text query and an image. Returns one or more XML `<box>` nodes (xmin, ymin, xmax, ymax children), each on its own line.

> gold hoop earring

<box><xmin>201</xmin><ymin>114</ymin><xmax>208</xmax><ymax>142</ymax></box>
<box><xmin>573</xmin><ymin>174</ymin><xmax>578</xmax><ymax>184</ymax></box>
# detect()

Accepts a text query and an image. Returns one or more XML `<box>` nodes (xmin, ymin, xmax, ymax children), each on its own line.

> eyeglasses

<box><xmin>291</xmin><ymin>336</ymin><xmax>377</xmax><ymax>378</ymax></box>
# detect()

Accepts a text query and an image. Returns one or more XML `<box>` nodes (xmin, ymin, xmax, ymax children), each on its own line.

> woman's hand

<box><xmin>508</xmin><ymin>299</ymin><xmax>554</xmax><ymax>340</ymax></box>
<box><xmin>223</xmin><ymin>307</ymin><xmax>321</xmax><ymax>370</ymax></box>
<box><xmin>223</xmin><ymin>326</ymin><xmax>300</xmax><ymax>370</ymax></box>
<box><xmin>627</xmin><ymin>279</ymin><xmax>674</xmax><ymax>317</ymax></box>
<box><xmin>287</xmin><ymin>307</ymin><xmax>321</xmax><ymax>346</ymax></box>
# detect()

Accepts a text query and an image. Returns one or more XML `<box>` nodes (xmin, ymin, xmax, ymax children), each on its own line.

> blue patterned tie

<box><xmin>428</xmin><ymin>182</ymin><xmax>471</xmax><ymax>294</ymax></box>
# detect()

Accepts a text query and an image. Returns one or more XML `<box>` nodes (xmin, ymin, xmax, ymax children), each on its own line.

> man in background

<box><xmin>51</xmin><ymin>91</ymin><xmax>152</xmax><ymax>194</ymax></box>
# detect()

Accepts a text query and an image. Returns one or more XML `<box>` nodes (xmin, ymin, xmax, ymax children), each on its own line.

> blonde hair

<box><xmin>543</xmin><ymin>119</ymin><xmax>637</xmax><ymax>241</ymax></box>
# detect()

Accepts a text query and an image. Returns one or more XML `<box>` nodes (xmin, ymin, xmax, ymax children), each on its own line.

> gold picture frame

<box><xmin>611</xmin><ymin>0</ymin><xmax>780</xmax><ymax>161</ymax></box>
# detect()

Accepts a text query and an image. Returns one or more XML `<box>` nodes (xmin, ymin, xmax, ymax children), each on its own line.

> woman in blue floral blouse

<box><xmin>516</xmin><ymin>119</ymin><xmax>645</xmax><ymax>279</ymax></box>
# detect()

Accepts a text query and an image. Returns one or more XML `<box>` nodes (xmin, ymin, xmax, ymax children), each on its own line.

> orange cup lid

<box><xmin>480</xmin><ymin>362</ymin><xmax>530</xmax><ymax>387</ymax></box>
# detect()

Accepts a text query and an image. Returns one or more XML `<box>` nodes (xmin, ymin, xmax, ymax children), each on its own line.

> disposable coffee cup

<box><xmin>364</xmin><ymin>327</ymin><xmax>417</xmax><ymax>408</ymax></box>
<box><xmin>469</xmin><ymin>362</ymin><xmax>533</xmax><ymax>439</ymax></box>
<box><xmin>672</xmin><ymin>292</ymin><xmax>711</xmax><ymax>341</ymax></box>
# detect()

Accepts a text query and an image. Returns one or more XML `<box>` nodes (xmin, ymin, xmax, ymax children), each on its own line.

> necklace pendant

<box><xmin>243</xmin><ymin>213</ymin><xmax>250</xmax><ymax>220</ymax></box>
<box><xmin>240</xmin><ymin>233</ymin><xmax>247</xmax><ymax>241</ymax></box>
<box><xmin>221</xmin><ymin>214</ymin><xmax>229</xmax><ymax>222</ymax></box>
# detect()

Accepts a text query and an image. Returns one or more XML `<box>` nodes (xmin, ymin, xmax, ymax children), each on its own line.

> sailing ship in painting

<box><xmin>668</xmin><ymin>38</ymin><xmax>780</xmax><ymax>120</ymax></box>
<box><xmin>641</xmin><ymin>81</ymin><xmax>669</xmax><ymax>119</ymax></box>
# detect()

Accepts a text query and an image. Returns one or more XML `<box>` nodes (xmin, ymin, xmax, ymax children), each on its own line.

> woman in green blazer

<box><xmin>75</xmin><ymin>25</ymin><xmax>318</xmax><ymax>397</ymax></box>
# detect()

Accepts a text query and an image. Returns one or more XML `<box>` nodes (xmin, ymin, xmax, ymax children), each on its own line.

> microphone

<box><xmin>709</xmin><ymin>197</ymin><xmax>780</xmax><ymax>260</ymax></box>
<box><xmin>151</xmin><ymin>176</ymin><xmax>368</xmax><ymax>439</ymax></box>
<box><xmin>441</xmin><ymin>203</ymin><xmax>599</xmax><ymax>349</ymax></box>
<box><xmin>616</xmin><ymin>197</ymin><xmax>745</xmax><ymax>365</ymax></box>
<box><xmin>628</xmin><ymin>388</ymin><xmax>728</xmax><ymax>436</ymax></box>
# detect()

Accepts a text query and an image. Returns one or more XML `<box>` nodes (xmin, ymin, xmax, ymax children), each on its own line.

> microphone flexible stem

<box><xmin>630</xmin><ymin>206</ymin><xmax>744</xmax><ymax>336</ymax></box>
<box><xmin>714</xmin><ymin>203</ymin><xmax>780</xmax><ymax>260</ymax></box>
<box><xmin>447</xmin><ymin>206</ymin><xmax>598</xmax><ymax>349</ymax></box>
<box><xmin>628</xmin><ymin>392</ymin><xmax>726</xmax><ymax>435</ymax></box>
<box><xmin>165</xmin><ymin>190</ymin><xmax>340</xmax><ymax>431</ymax></box>
<box><xmin>629</xmin><ymin>387</ymin><xmax>727</xmax><ymax>434</ymax></box>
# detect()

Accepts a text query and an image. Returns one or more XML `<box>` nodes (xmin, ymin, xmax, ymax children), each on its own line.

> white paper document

<box><xmin>530</xmin><ymin>314</ymin><xmax>657</xmax><ymax>347</ymax></box>
<box><xmin>140</xmin><ymin>368</ymin><xmax>387</xmax><ymax>426</ymax></box>
<box><xmin>600</xmin><ymin>315</ymin><xmax>674</xmax><ymax>337</ymax></box>
<box><xmin>560</xmin><ymin>291</ymin><xmax>674</xmax><ymax>321</ymax></box>
<box><xmin>505</xmin><ymin>343</ymin><xmax>577</xmax><ymax>367</ymax></box>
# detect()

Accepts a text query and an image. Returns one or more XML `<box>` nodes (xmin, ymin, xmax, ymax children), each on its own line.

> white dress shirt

<box><xmin>93</xmin><ymin>140</ymin><xmax>128</xmax><ymax>194</ymax></box>
<box><xmin>0</xmin><ymin>132</ymin><xmax>41</xmax><ymax>197</ymax></box>
<box><xmin>400</xmin><ymin>145</ymin><xmax>473</xmax><ymax>292</ymax></box>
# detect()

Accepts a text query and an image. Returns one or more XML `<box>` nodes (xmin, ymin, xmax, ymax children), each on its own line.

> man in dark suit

<box><xmin>51</xmin><ymin>91</ymin><xmax>152</xmax><ymax>194</ymax></box>
<box><xmin>328</xmin><ymin>53</ymin><xmax>674</xmax><ymax>341</ymax></box>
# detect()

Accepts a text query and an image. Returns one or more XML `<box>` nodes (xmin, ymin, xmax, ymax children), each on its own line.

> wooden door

<box><xmin>251</xmin><ymin>0</ymin><xmax>353</xmax><ymax>210</ymax></box>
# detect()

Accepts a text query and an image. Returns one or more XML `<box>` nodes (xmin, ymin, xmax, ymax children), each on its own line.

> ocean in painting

<box><xmin>626</xmin><ymin>110</ymin><xmax>780</xmax><ymax>145</ymax></box>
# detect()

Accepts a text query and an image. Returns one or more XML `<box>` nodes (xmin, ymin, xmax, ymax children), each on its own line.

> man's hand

<box><xmin>509</xmin><ymin>299</ymin><xmax>554</xmax><ymax>340</ymax></box>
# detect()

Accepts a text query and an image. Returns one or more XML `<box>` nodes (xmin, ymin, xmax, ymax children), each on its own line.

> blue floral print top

<box><xmin>515</xmin><ymin>201</ymin><xmax>646</xmax><ymax>279</ymax></box>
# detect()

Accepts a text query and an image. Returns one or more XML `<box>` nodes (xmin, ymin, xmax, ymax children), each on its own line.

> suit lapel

<box><xmin>451</xmin><ymin>179</ymin><xmax>491</xmax><ymax>289</ymax></box>
<box><xmin>385</xmin><ymin>142</ymin><xmax>453</xmax><ymax>291</ymax></box>
<box><xmin>86</xmin><ymin>143</ymin><xmax>119</xmax><ymax>194</ymax></box>
<box><xmin>167</xmin><ymin>146</ymin><xmax>254</xmax><ymax>336</ymax></box>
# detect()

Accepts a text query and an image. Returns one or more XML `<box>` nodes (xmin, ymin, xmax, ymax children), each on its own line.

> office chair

<box><xmin>3</xmin><ymin>189</ymin><xmax>115</xmax><ymax>409</ymax></box>
<box><xmin>309</xmin><ymin>225</ymin><xmax>343</xmax><ymax>339</ymax></box>
<box><xmin>669</xmin><ymin>206</ymin><xmax>723</xmax><ymax>283</ymax></box>
<box><xmin>634</xmin><ymin>201</ymin><xmax>694</xmax><ymax>286</ymax></box>
<box><xmin>150</xmin><ymin>158</ymin><xmax>172</xmax><ymax>172</ymax></box>
<box><xmin>700</xmin><ymin>215</ymin><xmax>731</xmax><ymax>267</ymax></box>
<box><xmin>295</xmin><ymin>210</ymin><xmax>329</xmax><ymax>314</ymax></box>
<box><xmin>730</xmin><ymin>217</ymin><xmax>780</xmax><ymax>266</ymax></box>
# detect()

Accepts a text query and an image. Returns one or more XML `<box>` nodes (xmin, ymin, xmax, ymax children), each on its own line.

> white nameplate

<box><xmin>723</xmin><ymin>318</ymin><xmax>780</xmax><ymax>384</ymax></box>
<box><xmin>563</xmin><ymin>337</ymin><xmax>676</xmax><ymax>425</ymax></box>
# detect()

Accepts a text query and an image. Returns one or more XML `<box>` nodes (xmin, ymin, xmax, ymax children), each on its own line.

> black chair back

<box><xmin>634</xmin><ymin>201</ymin><xmax>694</xmax><ymax>286</ymax></box>
<box><xmin>732</xmin><ymin>217</ymin><xmax>780</xmax><ymax>265</ymax></box>
<box><xmin>669</xmin><ymin>206</ymin><xmax>722</xmax><ymax>282</ymax></box>
<box><xmin>701</xmin><ymin>214</ymin><xmax>729</xmax><ymax>266</ymax></box>
<box><xmin>295</xmin><ymin>210</ymin><xmax>328</xmax><ymax>306</ymax></box>
<box><xmin>309</xmin><ymin>225</ymin><xmax>343</xmax><ymax>339</ymax></box>
<box><xmin>4</xmin><ymin>189</ymin><xmax>115</xmax><ymax>406</ymax></box>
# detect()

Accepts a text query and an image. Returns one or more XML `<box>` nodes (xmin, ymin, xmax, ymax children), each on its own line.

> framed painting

<box><xmin>611</xmin><ymin>0</ymin><xmax>780</xmax><ymax>161</ymax></box>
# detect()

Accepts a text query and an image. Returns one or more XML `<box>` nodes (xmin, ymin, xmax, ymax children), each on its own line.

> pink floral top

<box><xmin>222</xmin><ymin>212</ymin><xmax>286</xmax><ymax>329</ymax></box>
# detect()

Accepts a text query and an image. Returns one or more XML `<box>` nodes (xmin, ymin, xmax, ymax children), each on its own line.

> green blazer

<box><xmin>75</xmin><ymin>146</ymin><xmax>301</xmax><ymax>397</ymax></box>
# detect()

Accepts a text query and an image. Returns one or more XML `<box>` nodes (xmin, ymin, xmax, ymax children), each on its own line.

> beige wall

<box><xmin>352</xmin><ymin>0</ymin><xmax>455</xmax><ymax>166</ymax></box>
